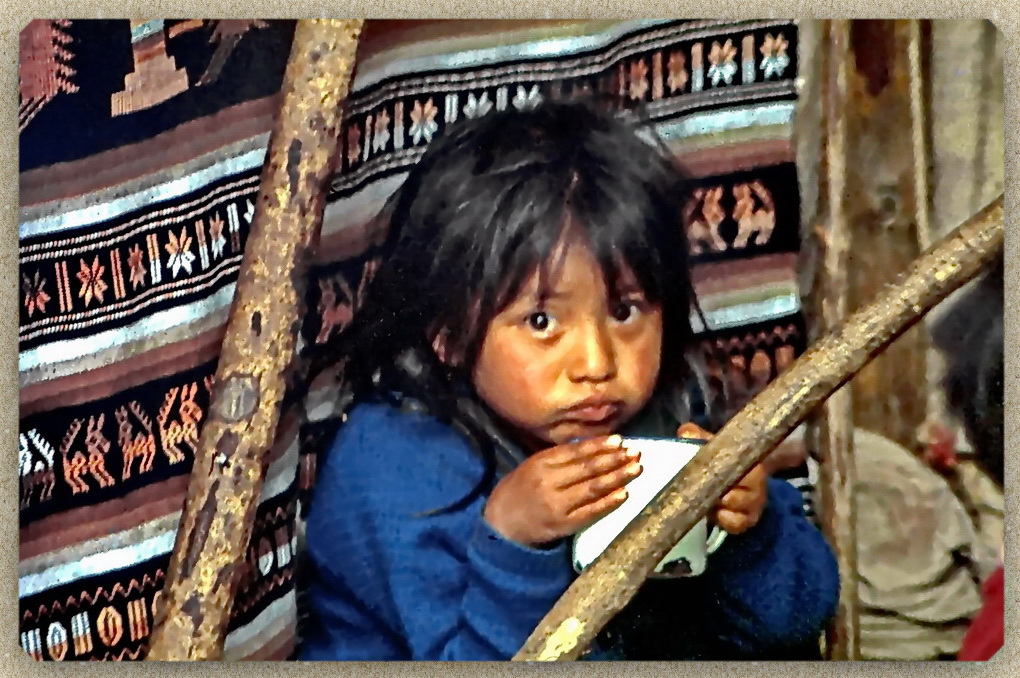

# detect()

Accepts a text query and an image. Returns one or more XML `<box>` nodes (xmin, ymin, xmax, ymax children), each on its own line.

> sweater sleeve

<box><xmin>302</xmin><ymin>404</ymin><xmax>575</xmax><ymax>660</ymax></box>
<box><xmin>698</xmin><ymin>477</ymin><xmax>840</xmax><ymax>654</ymax></box>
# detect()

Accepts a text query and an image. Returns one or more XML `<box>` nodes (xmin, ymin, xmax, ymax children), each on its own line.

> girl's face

<box><xmin>470</xmin><ymin>232</ymin><xmax>663</xmax><ymax>450</ymax></box>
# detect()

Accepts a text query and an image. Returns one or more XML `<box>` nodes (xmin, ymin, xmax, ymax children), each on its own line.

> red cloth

<box><xmin>958</xmin><ymin>565</ymin><xmax>1004</xmax><ymax>660</ymax></box>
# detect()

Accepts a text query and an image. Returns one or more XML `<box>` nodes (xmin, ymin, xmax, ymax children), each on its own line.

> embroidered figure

<box><xmin>59</xmin><ymin>415</ymin><xmax>115</xmax><ymax>495</ymax></box>
<box><xmin>732</xmin><ymin>180</ymin><xmax>776</xmax><ymax>248</ymax></box>
<box><xmin>116</xmin><ymin>402</ymin><xmax>157</xmax><ymax>480</ymax></box>
<box><xmin>165</xmin><ymin>227</ymin><xmax>196</xmax><ymax>279</ymax></box>
<box><xmin>707</xmin><ymin>39</ymin><xmax>738</xmax><ymax>86</ymax></box>
<box><xmin>157</xmin><ymin>382</ymin><xmax>204</xmax><ymax>465</ymax></box>
<box><xmin>19</xmin><ymin>429</ymin><xmax>56</xmax><ymax>507</ymax></box>
<box><xmin>198</xmin><ymin>20</ymin><xmax>269</xmax><ymax>86</ymax></box>
<box><xmin>22</xmin><ymin>271</ymin><xmax>51</xmax><ymax>318</ymax></box>
<box><xmin>409</xmin><ymin>98</ymin><xmax>439</xmax><ymax>144</ymax></box>
<box><xmin>208</xmin><ymin>214</ymin><xmax>227</xmax><ymax>260</ymax></box>
<box><xmin>316</xmin><ymin>275</ymin><xmax>355</xmax><ymax>344</ymax></box>
<box><xmin>511</xmin><ymin>85</ymin><xmax>542</xmax><ymax>111</ymax></box>
<box><xmin>760</xmin><ymin>33</ymin><xmax>791</xmax><ymax>79</ymax></box>
<box><xmin>19</xmin><ymin>20</ymin><xmax>79</xmax><ymax>132</ymax></box>
<box><xmin>111</xmin><ymin>20</ymin><xmax>189</xmax><ymax>116</ymax></box>
<box><xmin>685</xmin><ymin>186</ymin><xmax>728</xmax><ymax>254</ymax></box>
<box><xmin>373</xmin><ymin>109</ymin><xmax>391</xmax><ymax>152</ymax></box>
<box><xmin>76</xmin><ymin>256</ymin><xmax>108</xmax><ymax>307</ymax></box>
<box><xmin>667</xmin><ymin>51</ymin><xmax>689</xmax><ymax>93</ymax></box>
<box><xmin>462</xmin><ymin>92</ymin><xmax>492</xmax><ymax>119</ymax></box>
<box><xmin>629</xmin><ymin>59</ymin><xmax>649</xmax><ymax>100</ymax></box>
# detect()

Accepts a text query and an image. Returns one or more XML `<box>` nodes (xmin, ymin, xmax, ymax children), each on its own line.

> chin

<box><xmin>547</xmin><ymin>420</ymin><xmax>623</xmax><ymax>444</ymax></box>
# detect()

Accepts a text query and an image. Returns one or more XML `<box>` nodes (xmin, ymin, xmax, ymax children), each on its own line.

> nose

<box><xmin>568</xmin><ymin>318</ymin><xmax>617</xmax><ymax>383</ymax></box>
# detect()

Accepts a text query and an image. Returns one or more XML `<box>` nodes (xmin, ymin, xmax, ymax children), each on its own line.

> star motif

<box><xmin>165</xmin><ymin>227</ymin><xmax>196</xmax><ymax>278</ymax></box>
<box><xmin>76</xmin><ymin>256</ymin><xmax>108</xmax><ymax>307</ymax></box>
<box><xmin>127</xmin><ymin>243</ymin><xmax>147</xmax><ymax>289</ymax></box>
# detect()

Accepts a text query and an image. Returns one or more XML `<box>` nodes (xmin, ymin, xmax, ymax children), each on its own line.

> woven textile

<box><xmin>19</xmin><ymin>19</ymin><xmax>809</xmax><ymax>661</ymax></box>
<box><xmin>19</xmin><ymin>19</ymin><xmax>300</xmax><ymax>661</ymax></box>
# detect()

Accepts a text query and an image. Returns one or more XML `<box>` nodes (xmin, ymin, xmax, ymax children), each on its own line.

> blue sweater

<box><xmin>299</xmin><ymin>401</ymin><xmax>839</xmax><ymax>660</ymax></box>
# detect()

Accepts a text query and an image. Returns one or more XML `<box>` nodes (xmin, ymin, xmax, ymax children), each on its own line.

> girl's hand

<box><xmin>484</xmin><ymin>435</ymin><xmax>642</xmax><ymax>548</ymax></box>
<box><xmin>677</xmin><ymin>422</ymin><xmax>768</xmax><ymax>536</ymax></box>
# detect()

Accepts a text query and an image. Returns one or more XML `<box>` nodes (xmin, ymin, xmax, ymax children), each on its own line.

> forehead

<box><xmin>515</xmin><ymin>230</ymin><xmax>641</xmax><ymax>298</ymax></box>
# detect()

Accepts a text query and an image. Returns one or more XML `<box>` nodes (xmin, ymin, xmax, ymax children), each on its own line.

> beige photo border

<box><xmin>2</xmin><ymin>6</ymin><xmax>1014</xmax><ymax>678</ymax></box>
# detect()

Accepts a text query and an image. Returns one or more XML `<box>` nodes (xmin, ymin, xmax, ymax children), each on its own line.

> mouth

<box><xmin>559</xmin><ymin>399</ymin><xmax>625</xmax><ymax>425</ymax></box>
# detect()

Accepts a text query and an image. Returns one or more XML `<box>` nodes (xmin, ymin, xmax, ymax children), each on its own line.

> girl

<box><xmin>299</xmin><ymin>100</ymin><xmax>839</xmax><ymax>661</ymax></box>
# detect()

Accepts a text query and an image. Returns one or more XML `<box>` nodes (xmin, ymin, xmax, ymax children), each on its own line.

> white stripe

<box><xmin>743</xmin><ymin>58</ymin><xmax>756</xmax><ymax>84</ymax></box>
<box><xmin>261</xmin><ymin>436</ymin><xmax>299</xmax><ymax>504</ymax></box>
<box><xmin>656</xmin><ymin>101</ymin><xmax>795</xmax><ymax>141</ymax></box>
<box><xmin>693</xmin><ymin>67</ymin><xmax>705</xmax><ymax>92</ymax></box>
<box><xmin>19</xmin><ymin>149</ymin><xmax>267</xmax><ymax>240</ymax></box>
<box><xmin>20</xmin><ymin>298</ymin><xmax>230</xmax><ymax>388</ymax></box>
<box><xmin>21</xmin><ymin>176</ymin><xmax>261</xmax><ymax>259</ymax></box>
<box><xmin>18</xmin><ymin>283</ymin><xmax>236</xmax><ymax>375</ymax></box>
<box><xmin>197</xmin><ymin>225</ymin><xmax>211</xmax><ymax>270</ymax></box>
<box><xmin>223</xmin><ymin>590</ymin><xmax>296</xmax><ymax>657</ymax></box>
<box><xmin>321</xmin><ymin>174</ymin><xmax>407</xmax><ymax>240</ymax></box>
<box><xmin>692</xmin><ymin>294</ymin><xmax>800</xmax><ymax>333</ymax></box>
<box><xmin>351</xmin><ymin>20</ymin><xmax>673</xmax><ymax>93</ymax></box>
<box><xmin>227</xmin><ymin>203</ymin><xmax>240</xmax><ymax>234</ymax></box>
<box><xmin>331</xmin><ymin>101</ymin><xmax>793</xmax><ymax>201</ymax></box>
<box><xmin>19</xmin><ymin>512</ymin><xmax>183</xmax><ymax>579</ymax></box>
<box><xmin>19</xmin><ymin>529</ymin><xmax>176</xmax><ymax>598</ymax></box>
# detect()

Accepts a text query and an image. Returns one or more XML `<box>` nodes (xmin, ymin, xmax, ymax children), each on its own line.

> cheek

<box><xmin>472</xmin><ymin>328</ymin><xmax>551</xmax><ymax>419</ymax></box>
<box><xmin>619</xmin><ymin>319</ymin><xmax>664</xmax><ymax>393</ymax></box>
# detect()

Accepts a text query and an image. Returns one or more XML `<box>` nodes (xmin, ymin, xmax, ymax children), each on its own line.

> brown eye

<box><xmin>527</xmin><ymin>311</ymin><xmax>551</xmax><ymax>332</ymax></box>
<box><xmin>611</xmin><ymin>302</ymin><xmax>637</xmax><ymax>323</ymax></box>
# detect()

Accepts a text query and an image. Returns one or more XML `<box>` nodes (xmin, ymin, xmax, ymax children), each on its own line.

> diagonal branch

<box><xmin>513</xmin><ymin>194</ymin><xmax>1004</xmax><ymax>661</ymax></box>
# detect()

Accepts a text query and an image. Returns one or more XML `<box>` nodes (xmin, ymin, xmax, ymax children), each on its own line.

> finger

<box><xmin>733</xmin><ymin>463</ymin><xmax>767</xmax><ymax>490</ymax></box>
<box><xmin>677</xmin><ymin>422</ymin><xmax>712</xmax><ymax>440</ymax></box>
<box><xmin>713</xmin><ymin>508</ymin><xmax>752</xmax><ymax>535</ymax></box>
<box><xmin>546</xmin><ymin>435</ymin><xmax>628</xmax><ymax>466</ymax></box>
<box><xmin>718</xmin><ymin>486</ymin><xmax>756</xmax><ymax>512</ymax></box>
<box><xmin>564</xmin><ymin>461</ymin><xmax>642</xmax><ymax>512</ymax></box>
<box><xmin>552</xmin><ymin>447</ymin><xmax>639</xmax><ymax>488</ymax></box>
<box><xmin>566</xmin><ymin>487</ymin><xmax>630</xmax><ymax>529</ymax></box>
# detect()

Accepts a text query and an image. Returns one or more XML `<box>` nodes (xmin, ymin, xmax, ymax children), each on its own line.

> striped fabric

<box><xmin>19</xmin><ymin>19</ymin><xmax>300</xmax><ymax>661</ymax></box>
<box><xmin>19</xmin><ymin>19</ymin><xmax>813</xmax><ymax>662</ymax></box>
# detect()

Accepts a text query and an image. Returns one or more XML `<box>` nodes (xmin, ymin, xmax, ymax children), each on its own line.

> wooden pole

<box><xmin>840</xmin><ymin>21</ymin><xmax>931</xmax><ymax>450</ymax></box>
<box><xmin>146</xmin><ymin>19</ymin><xmax>364</xmax><ymax>660</ymax></box>
<box><xmin>908</xmin><ymin>20</ymin><xmax>948</xmax><ymax>436</ymax></box>
<box><xmin>512</xmin><ymin>194</ymin><xmax>1003</xmax><ymax>661</ymax></box>
<box><xmin>812</xmin><ymin>19</ymin><xmax>859</xmax><ymax>660</ymax></box>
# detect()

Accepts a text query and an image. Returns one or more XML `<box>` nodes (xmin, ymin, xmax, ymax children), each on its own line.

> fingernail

<box><xmin>626</xmin><ymin>462</ymin><xmax>642</xmax><ymax>475</ymax></box>
<box><xmin>605</xmin><ymin>434</ymin><xmax>623</xmax><ymax>447</ymax></box>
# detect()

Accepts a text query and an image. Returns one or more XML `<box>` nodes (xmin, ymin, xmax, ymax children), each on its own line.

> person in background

<box><xmin>930</xmin><ymin>254</ymin><xmax>1004</xmax><ymax>661</ymax></box>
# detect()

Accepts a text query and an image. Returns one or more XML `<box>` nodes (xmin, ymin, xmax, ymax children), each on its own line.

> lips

<box><xmin>561</xmin><ymin>399</ymin><xmax>624</xmax><ymax>424</ymax></box>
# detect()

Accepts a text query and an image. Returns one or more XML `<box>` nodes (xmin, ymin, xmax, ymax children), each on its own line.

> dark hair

<box><xmin>931</xmin><ymin>253</ymin><xmax>1004</xmax><ymax>487</ymax></box>
<box><xmin>318</xmin><ymin>98</ymin><xmax>698</xmax><ymax>509</ymax></box>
